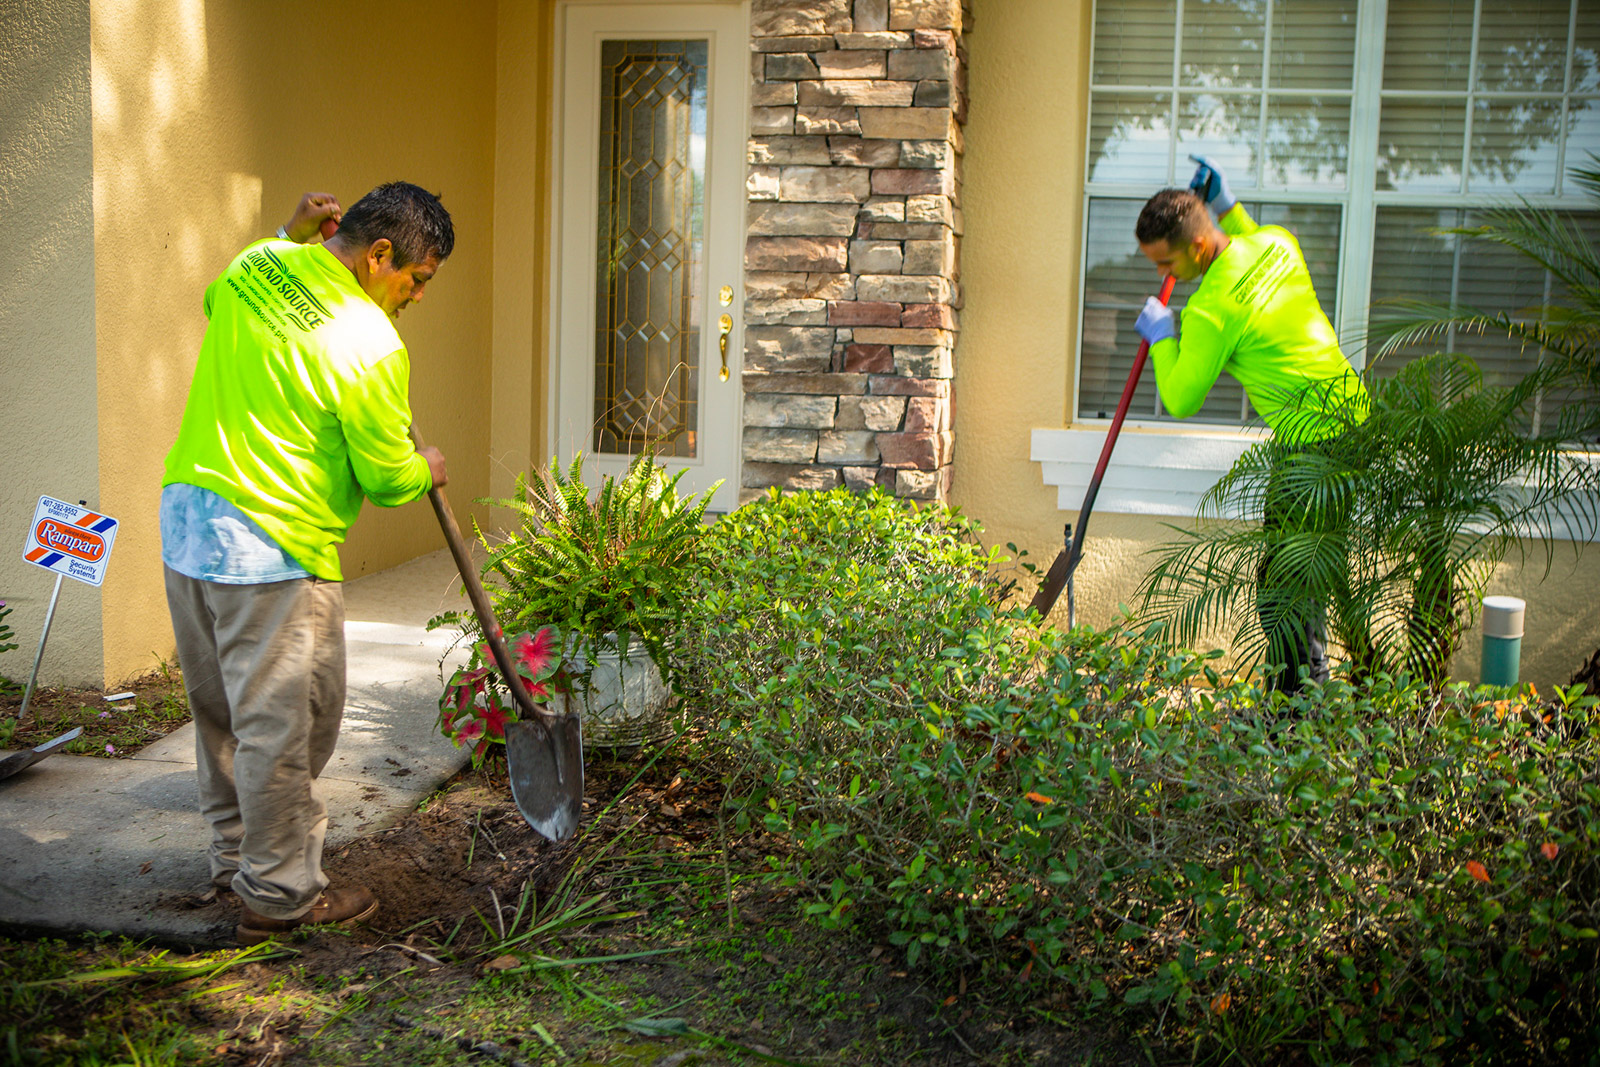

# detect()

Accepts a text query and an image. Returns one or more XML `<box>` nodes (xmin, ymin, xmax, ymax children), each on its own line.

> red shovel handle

<box><xmin>1029</xmin><ymin>274</ymin><xmax>1177</xmax><ymax>617</ymax></box>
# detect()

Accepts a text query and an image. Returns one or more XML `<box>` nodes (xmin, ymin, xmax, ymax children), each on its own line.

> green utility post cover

<box><xmin>1481</xmin><ymin>596</ymin><xmax>1526</xmax><ymax>687</ymax></box>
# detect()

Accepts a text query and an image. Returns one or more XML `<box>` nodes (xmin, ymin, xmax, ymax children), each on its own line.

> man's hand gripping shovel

<box><xmin>1029</xmin><ymin>274</ymin><xmax>1177</xmax><ymax>621</ymax></box>
<box><xmin>411</xmin><ymin>428</ymin><xmax>583</xmax><ymax>843</ymax></box>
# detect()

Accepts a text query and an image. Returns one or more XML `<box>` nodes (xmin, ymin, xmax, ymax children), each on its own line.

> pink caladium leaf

<box><xmin>511</xmin><ymin>627</ymin><xmax>561</xmax><ymax>682</ymax></box>
<box><xmin>440</xmin><ymin>668</ymin><xmax>476</xmax><ymax>716</ymax></box>
<box><xmin>550</xmin><ymin>665</ymin><xmax>577</xmax><ymax>695</ymax></box>
<box><xmin>454</xmin><ymin>717</ymin><xmax>486</xmax><ymax>746</ymax></box>
<box><xmin>481</xmin><ymin>702</ymin><xmax>511</xmax><ymax>739</ymax></box>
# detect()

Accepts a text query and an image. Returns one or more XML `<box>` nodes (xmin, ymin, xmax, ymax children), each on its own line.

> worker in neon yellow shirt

<box><xmin>162</xmin><ymin>184</ymin><xmax>451</xmax><ymax>944</ymax></box>
<box><xmin>1134</xmin><ymin>156</ymin><xmax>1369</xmax><ymax>693</ymax></box>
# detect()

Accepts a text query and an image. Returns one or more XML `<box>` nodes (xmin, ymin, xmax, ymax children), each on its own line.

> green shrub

<box><xmin>673</xmin><ymin>486</ymin><xmax>1019</xmax><ymax>729</ymax></box>
<box><xmin>678</xmin><ymin>488</ymin><xmax>1600</xmax><ymax>1064</ymax></box>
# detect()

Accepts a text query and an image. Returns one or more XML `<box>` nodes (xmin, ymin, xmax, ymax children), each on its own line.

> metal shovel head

<box><xmin>504</xmin><ymin>707</ymin><xmax>584</xmax><ymax>843</ymax></box>
<box><xmin>0</xmin><ymin>726</ymin><xmax>83</xmax><ymax>782</ymax></box>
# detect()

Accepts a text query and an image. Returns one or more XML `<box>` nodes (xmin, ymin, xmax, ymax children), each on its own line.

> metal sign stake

<box><xmin>15</xmin><ymin>496</ymin><xmax>121</xmax><ymax>724</ymax></box>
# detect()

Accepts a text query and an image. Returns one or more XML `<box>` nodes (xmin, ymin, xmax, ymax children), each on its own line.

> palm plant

<box><xmin>1140</xmin><ymin>356</ymin><xmax>1598</xmax><ymax>689</ymax></box>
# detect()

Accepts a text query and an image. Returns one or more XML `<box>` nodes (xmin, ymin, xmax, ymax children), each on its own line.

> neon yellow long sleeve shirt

<box><xmin>1149</xmin><ymin>206</ymin><xmax>1368</xmax><ymax>443</ymax></box>
<box><xmin>162</xmin><ymin>240</ymin><xmax>432</xmax><ymax>580</ymax></box>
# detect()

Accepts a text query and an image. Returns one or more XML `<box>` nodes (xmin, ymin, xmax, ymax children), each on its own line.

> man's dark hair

<box><xmin>1136</xmin><ymin>188</ymin><xmax>1209</xmax><ymax>246</ymax></box>
<box><xmin>336</xmin><ymin>181</ymin><xmax>454</xmax><ymax>266</ymax></box>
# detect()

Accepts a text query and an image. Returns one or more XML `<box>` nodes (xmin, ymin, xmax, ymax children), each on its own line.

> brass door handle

<box><xmin>718</xmin><ymin>313</ymin><xmax>732</xmax><ymax>381</ymax></box>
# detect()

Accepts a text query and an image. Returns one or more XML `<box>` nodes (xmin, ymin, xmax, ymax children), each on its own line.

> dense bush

<box><xmin>677</xmin><ymin>488</ymin><xmax>1600</xmax><ymax>1064</ymax></box>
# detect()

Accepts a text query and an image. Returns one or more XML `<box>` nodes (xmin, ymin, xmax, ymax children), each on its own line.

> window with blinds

<box><xmin>1081</xmin><ymin>0</ymin><xmax>1600</xmax><ymax>430</ymax></box>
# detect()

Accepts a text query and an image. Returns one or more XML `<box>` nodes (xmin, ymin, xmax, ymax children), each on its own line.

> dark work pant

<box><xmin>1256</xmin><ymin>450</ymin><xmax>1332</xmax><ymax>695</ymax></box>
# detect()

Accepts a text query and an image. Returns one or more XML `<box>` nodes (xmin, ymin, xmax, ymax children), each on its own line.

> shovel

<box><xmin>0</xmin><ymin>727</ymin><xmax>83</xmax><ymax>783</ymax></box>
<box><xmin>1030</xmin><ymin>274</ymin><xmax>1177</xmax><ymax>621</ymax></box>
<box><xmin>411</xmin><ymin>429</ymin><xmax>584</xmax><ymax>842</ymax></box>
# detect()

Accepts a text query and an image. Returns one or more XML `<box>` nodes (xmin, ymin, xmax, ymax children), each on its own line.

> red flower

<box><xmin>512</xmin><ymin>627</ymin><xmax>560</xmax><ymax>680</ymax></box>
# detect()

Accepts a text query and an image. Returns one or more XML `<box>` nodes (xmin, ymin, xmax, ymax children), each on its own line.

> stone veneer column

<box><xmin>742</xmin><ymin>0</ymin><xmax>967</xmax><ymax>502</ymax></box>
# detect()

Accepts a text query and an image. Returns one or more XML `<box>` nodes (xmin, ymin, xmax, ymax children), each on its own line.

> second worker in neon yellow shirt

<box><xmin>1132</xmin><ymin>156</ymin><xmax>1368</xmax><ymax>693</ymax></box>
<box><xmin>1132</xmin><ymin>163</ymin><xmax>1367</xmax><ymax>443</ymax></box>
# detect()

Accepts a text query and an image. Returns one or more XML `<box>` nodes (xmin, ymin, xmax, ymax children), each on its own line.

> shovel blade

<box><xmin>504</xmin><ymin>712</ymin><xmax>584</xmax><ymax>842</ymax></box>
<box><xmin>0</xmin><ymin>727</ymin><xmax>83</xmax><ymax>782</ymax></box>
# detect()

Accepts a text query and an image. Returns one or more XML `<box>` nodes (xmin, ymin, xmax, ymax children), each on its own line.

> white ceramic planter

<box><xmin>572</xmin><ymin>635</ymin><xmax>674</xmax><ymax>749</ymax></box>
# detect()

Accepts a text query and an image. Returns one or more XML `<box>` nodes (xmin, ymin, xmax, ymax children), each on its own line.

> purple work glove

<box><xmin>1188</xmin><ymin>153</ymin><xmax>1236</xmax><ymax>215</ymax></box>
<box><xmin>1135</xmin><ymin>296</ymin><xmax>1175</xmax><ymax>346</ymax></box>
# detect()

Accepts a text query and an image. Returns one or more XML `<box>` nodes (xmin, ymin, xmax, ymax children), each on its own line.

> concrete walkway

<box><xmin>0</xmin><ymin>550</ymin><xmax>472</xmax><ymax>947</ymax></box>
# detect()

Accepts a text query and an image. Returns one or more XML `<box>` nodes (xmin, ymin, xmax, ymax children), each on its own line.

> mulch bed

<box><xmin>1</xmin><ymin>668</ymin><xmax>191</xmax><ymax>757</ymax></box>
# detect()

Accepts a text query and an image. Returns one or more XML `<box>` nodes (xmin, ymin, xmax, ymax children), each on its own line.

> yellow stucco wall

<box><xmin>89</xmin><ymin>0</ymin><xmax>501</xmax><ymax>685</ymax></box>
<box><xmin>0</xmin><ymin>0</ymin><xmax>104</xmax><ymax>688</ymax></box>
<box><xmin>491</xmin><ymin>1</ymin><xmax>558</xmax><ymax>506</ymax></box>
<box><xmin>955</xmin><ymin>0</ymin><xmax>1600</xmax><ymax>689</ymax></box>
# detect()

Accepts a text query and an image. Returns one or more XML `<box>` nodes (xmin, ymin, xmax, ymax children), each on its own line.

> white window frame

<box><xmin>1037</xmin><ymin>0</ymin><xmax>1600</xmax><ymax>532</ymax></box>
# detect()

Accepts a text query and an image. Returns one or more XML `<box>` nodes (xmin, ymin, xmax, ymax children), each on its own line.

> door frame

<box><xmin>548</xmin><ymin>0</ymin><xmax>750</xmax><ymax>510</ymax></box>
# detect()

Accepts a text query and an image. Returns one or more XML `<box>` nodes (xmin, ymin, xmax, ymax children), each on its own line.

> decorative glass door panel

<box><xmin>594</xmin><ymin>40</ymin><xmax>706</xmax><ymax>457</ymax></box>
<box><xmin>557</xmin><ymin>4</ymin><xmax>745</xmax><ymax>508</ymax></box>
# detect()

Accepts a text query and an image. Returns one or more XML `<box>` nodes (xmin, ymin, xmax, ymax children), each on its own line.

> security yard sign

<box><xmin>23</xmin><ymin>496</ymin><xmax>119</xmax><ymax>587</ymax></box>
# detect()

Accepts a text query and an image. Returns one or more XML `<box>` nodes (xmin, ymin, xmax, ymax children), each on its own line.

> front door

<box><xmin>555</xmin><ymin>2</ymin><xmax>747</xmax><ymax>510</ymax></box>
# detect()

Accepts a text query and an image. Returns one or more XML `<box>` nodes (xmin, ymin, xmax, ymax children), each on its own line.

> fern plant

<box><xmin>1140</xmin><ymin>355</ymin><xmax>1598</xmax><ymax>689</ymax></box>
<box><xmin>462</xmin><ymin>453</ymin><xmax>719</xmax><ymax>676</ymax></box>
<box><xmin>0</xmin><ymin>600</ymin><xmax>16</xmax><ymax>657</ymax></box>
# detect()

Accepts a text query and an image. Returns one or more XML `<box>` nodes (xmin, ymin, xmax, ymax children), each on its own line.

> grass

<box><xmin>0</xmin><ymin>743</ymin><xmax>1130</xmax><ymax>1066</ymax></box>
<box><xmin>0</xmin><ymin>936</ymin><xmax>287</xmax><ymax>1066</ymax></box>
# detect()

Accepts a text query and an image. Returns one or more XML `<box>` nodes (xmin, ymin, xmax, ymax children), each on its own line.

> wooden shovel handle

<box><xmin>409</xmin><ymin>427</ymin><xmax>546</xmax><ymax>720</ymax></box>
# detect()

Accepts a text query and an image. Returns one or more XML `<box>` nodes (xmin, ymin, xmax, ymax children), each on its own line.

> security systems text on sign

<box><xmin>22</xmin><ymin>496</ymin><xmax>119</xmax><ymax>587</ymax></box>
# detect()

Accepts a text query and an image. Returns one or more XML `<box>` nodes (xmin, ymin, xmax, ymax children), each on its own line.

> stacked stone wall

<box><xmin>742</xmin><ymin>0</ymin><xmax>968</xmax><ymax>502</ymax></box>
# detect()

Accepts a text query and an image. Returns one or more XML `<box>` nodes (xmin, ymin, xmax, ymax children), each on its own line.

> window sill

<box><xmin>1030</xmin><ymin>426</ymin><xmax>1256</xmax><ymax>518</ymax></box>
<box><xmin>1030</xmin><ymin>426</ymin><xmax>1600</xmax><ymax>543</ymax></box>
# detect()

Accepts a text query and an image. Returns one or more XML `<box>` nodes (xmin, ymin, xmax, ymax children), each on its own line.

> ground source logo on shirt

<box><xmin>238</xmin><ymin>248</ymin><xmax>332</xmax><ymax>332</ymax></box>
<box><xmin>1230</xmin><ymin>243</ymin><xmax>1293</xmax><ymax>307</ymax></box>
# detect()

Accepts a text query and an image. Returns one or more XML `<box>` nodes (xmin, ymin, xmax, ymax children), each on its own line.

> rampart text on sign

<box><xmin>22</xmin><ymin>496</ymin><xmax>119</xmax><ymax>587</ymax></box>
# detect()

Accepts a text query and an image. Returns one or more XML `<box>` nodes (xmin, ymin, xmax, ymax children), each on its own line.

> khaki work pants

<box><xmin>163</xmin><ymin>567</ymin><xmax>345</xmax><ymax>919</ymax></box>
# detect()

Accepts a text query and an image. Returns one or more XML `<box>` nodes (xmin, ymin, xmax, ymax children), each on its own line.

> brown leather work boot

<box><xmin>236</xmin><ymin>885</ymin><xmax>378</xmax><ymax>946</ymax></box>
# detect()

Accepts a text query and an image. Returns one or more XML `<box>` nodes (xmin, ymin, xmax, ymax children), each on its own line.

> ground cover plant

<box><xmin>1</xmin><ymin>749</ymin><xmax>1119</xmax><ymax>1066</ymax></box>
<box><xmin>0</xmin><ymin>660</ymin><xmax>190</xmax><ymax>757</ymax></box>
<box><xmin>675</xmin><ymin>487</ymin><xmax>1600</xmax><ymax>1064</ymax></box>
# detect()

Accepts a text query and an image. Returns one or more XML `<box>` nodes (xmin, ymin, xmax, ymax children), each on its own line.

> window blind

<box><xmin>1082</xmin><ymin>0</ymin><xmax>1600</xmax><ymax>431</ymax></box>
<box><xmin>1082</xmin><ymin>0</ymin><xmax>1358</xmax><ymax>425</ymax></box>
